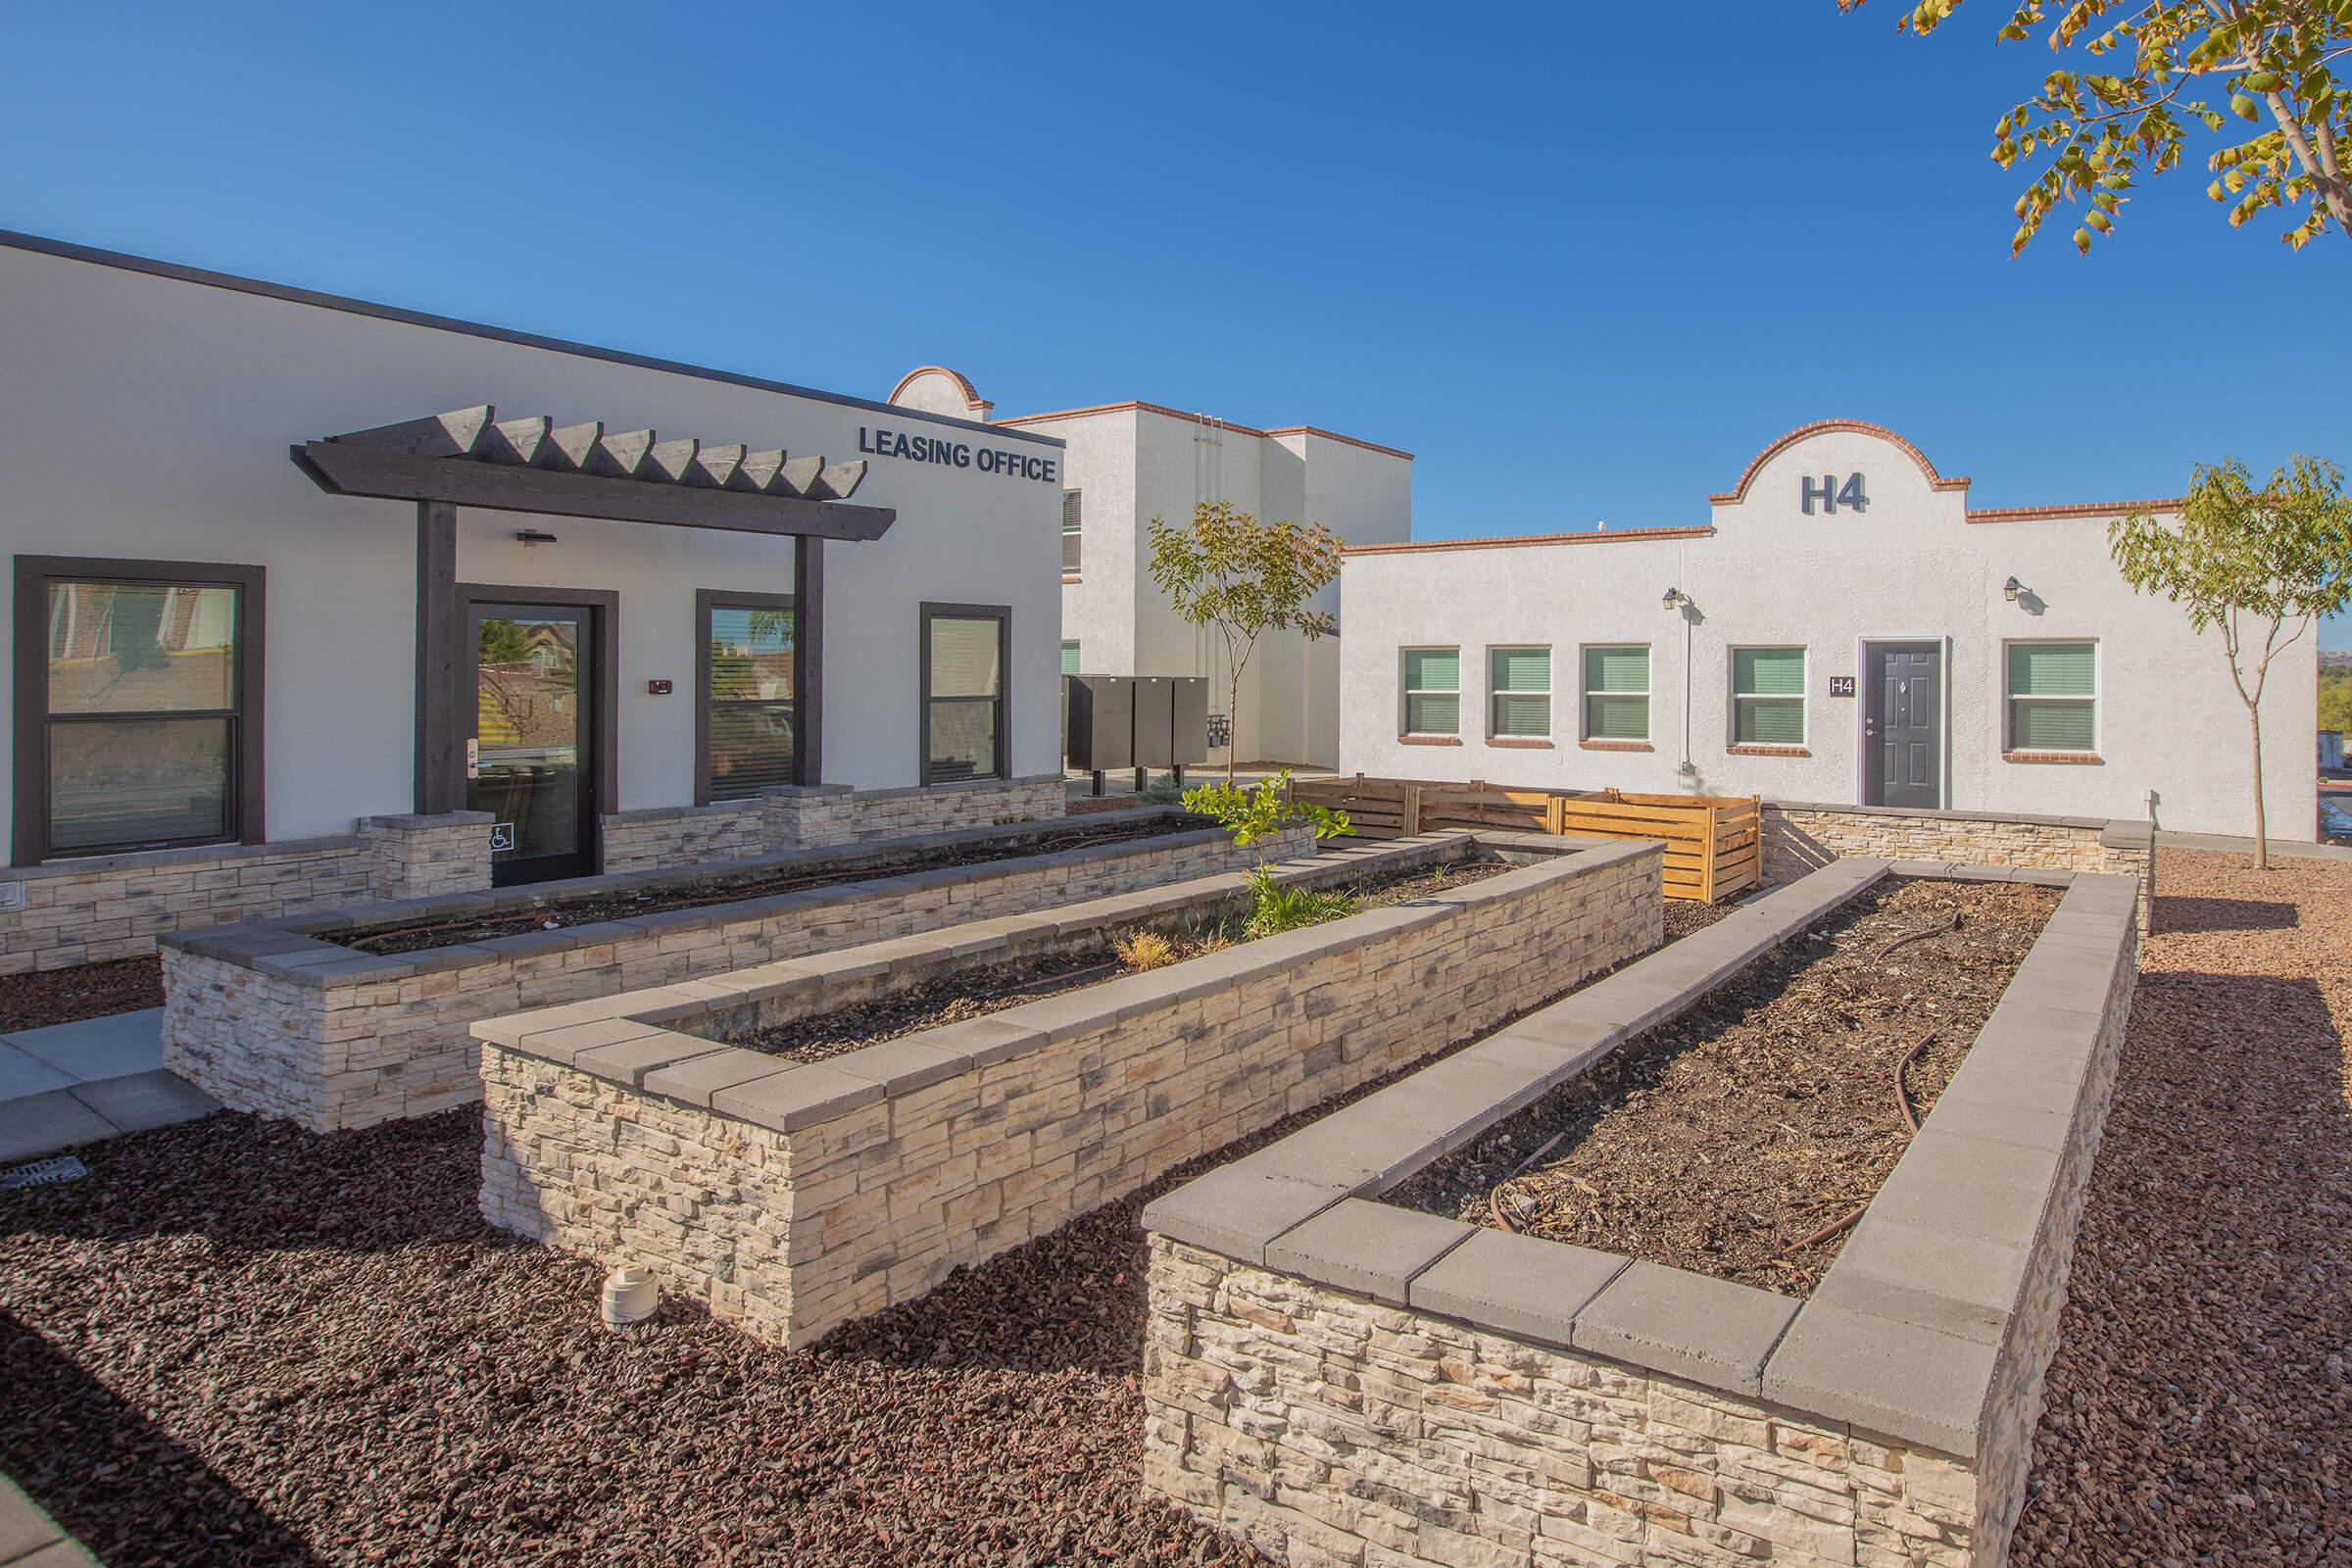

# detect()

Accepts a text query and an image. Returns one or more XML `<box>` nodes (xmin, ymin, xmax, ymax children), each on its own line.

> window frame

<box><xmin>695</xmin><ymin>586</ymin><xmax>804</xmax><ymax>806</ymax></box>
<box><xmin>1729</xmin><ymin>644</ymin><xmax>1808</xmax><ymax>750</ymax></box>
<box><xmin>14</xmin><ymin>554</ymin><xmax>267</xmax><ymax>864</ymax></box>
<box><xmin>1398</xmin><ymin>646</ymin><xmax>1462</xmax><ymax>738</ymax></box>
<box><xmin>1580</xmin><ymin>643</ymin><xmax>1652</xmax><ymax>743</ymax></box>
<box><xmin>1486</xmin><ymin>644</ymin><xmax>1552</xmax><ymax>742</ymax></box>
<box><xmin>919</xmin><ymin>602</ymin><xmax>1011</xmax><ymax>786</ymax></box>
<box><xmin>2003</xmin><ymin>638</ymin><xmax>2100</xmax><ymax>756</ymax></box>
<box><xmin>1061</xmin><ymin>490</ymin><xmax>1083</xmax><ymax>576</ymax></box>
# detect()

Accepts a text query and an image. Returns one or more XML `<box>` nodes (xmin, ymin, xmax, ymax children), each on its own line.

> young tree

<box><xmin>1839</xmin><ymin>0</ymin><xmax>2352</xmax><ymax>253</ymax></box>
<box><xmin>2110</xmin><ymin>456</ymin><xmax>2352</xmax><ymax>866</ymax></box>
<box><xmin>1147</xmin><ymin>501</ymin><xmax>1344</xmax><ymax>782</ymax></box>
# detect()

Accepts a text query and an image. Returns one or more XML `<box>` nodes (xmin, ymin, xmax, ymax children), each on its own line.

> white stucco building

<box><xmin>889</xmin><ymin>368</ymin><xmax>1413</xmax><ymax>770</ymax></box>
<box><xmin>1338</xmin><ymin>420</ymin><xmax>2316</xmax><ymax>841</ymax></box>
<box><xmin>0</xmin><ymin>232</ymin><xmax>1065</xmax><ymax>906</ymax></box>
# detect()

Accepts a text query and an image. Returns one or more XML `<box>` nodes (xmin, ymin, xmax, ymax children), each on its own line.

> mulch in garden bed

<box><xmin>729</xmin><ymin>854</ymin><xmax>1514</xmax><ymax>1065</ymax></box>
<box><xmin>0</xmin><ymin>955</ymin><xmax>164</xmax><ymax>1033</ymax></box>
<box><xmin>339</xmin><ymin>813</ymin><xmax>1204</xmax><ymax>956</ymax></box>
<box><xmin>1386</xmin><ymin>876</ymin><xmax>2060</xmax><ymax>1296</ymax></box>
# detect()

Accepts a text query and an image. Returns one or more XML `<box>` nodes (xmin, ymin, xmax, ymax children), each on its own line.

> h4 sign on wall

<box><xmin>1800</xmin><ymin>474</ymin><xmax>1868</xmax><ymax>514</ymax></box>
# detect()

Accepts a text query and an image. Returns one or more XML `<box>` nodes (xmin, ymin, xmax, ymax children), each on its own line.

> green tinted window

<box><xmin>1060</xmin><ymin>640</ymin><xmax>1081</xmax><ymax>677</ymax></box>
<box><xmin>2007</xmin><ymin>642</ymin><xmax>2096</xmax><ymax>753</ymax></box>
<box><xmin>1733</xmin><ymin>647</ymin><xmax>1804</xmax><ymax>746</ymax></box>
<box><xmin>1583</xmin><ymin>645</ymin><xmax>1648</xmax><ymax>694</ymax></box>
<box><xmin>1732</xmin><ymin>647</ymin><xmax>1804</xmax><ymax>697</ymax></box>
<box><xmin>1489</xmin><ymin>647</ymin><xmax>1550</xmax><ymax>738</ymax></box>
<box><xmin>1402</xmin><ymin>648</ymin><xmax>1460</xmax><ymax>735</ymax></box>
<box><xmin>1583</xmin><ymin>646</ymin><xmax>1649</xmax><ymax>741</ymax></box>
<box><xmin>2008</xmin><ymin>642</ymin><xmax>2095</xmax><ymax>696</ymax></box>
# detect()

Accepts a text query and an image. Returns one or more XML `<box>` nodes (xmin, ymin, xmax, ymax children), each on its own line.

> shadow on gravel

<box><xmin>2016</xmin><ymin>970</ymin><xmax>2351</xmax><ymax>1564</ymax></box>
<box><xmin>1</xmin><ymin>1308</ymin><xmax>328</xmax><ymax>1567</ymax></box>
<box><xmin>2149</xmin><ymin>894</ymin><xmax>2301</xmax><ymax>934</ymax></box>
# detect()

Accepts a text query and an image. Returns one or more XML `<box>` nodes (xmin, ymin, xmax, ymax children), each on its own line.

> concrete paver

<box><xmin>2</xmin><ymin>1009</ymin><xmax>164</xmax><ymax>1083</ymax></box>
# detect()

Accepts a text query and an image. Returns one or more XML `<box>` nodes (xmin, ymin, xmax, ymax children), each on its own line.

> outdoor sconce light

<box><xmin>1662</xmin><ymin>587</ymin><xmax>1688</xmax><ymax>610</ymax></box>
<box><xmin>515</xmin><ymin>528</ymin><xmax>559</xmax><ymax>547</ymax></box>
<box><xmin>2004</xmin><ymin>575</ymin><xmax>2028</xmax><ymax>602</ymax></box>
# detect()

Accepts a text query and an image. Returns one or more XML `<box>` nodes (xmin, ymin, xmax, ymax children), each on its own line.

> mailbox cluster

<box><xmin>1064</xmin><ymin>674</ymin><xmax>1209</xmax><ymax>794</ymax></box>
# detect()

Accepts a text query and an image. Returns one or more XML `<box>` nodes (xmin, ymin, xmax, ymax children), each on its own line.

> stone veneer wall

<box><xmin>474</xmin><ymin>839</ymin><xmax>1663</xmax><ymax>1349</ymax></box>
<box><xmin>1762</xmin><ymin>801</ymin><xmax>2151</xmax><ymax>926</ymax></box>
<box><xmin>1140</xmin><ymin>866</ymin><xmax>2141</xmax><ymax>1568</ymax></box>
<box><xmin>601</xmin><ymin>775</ymin><xmax>1069</xmax><ymax>873</ymax></box>
<box><xmin>164</xmin><ymin>815</ymin><xmax>1308</xmax><ymax>1133</ymax></box>
<box><xmin>0</xmin><ymin>812</ymin><xmax>493</xmax><ymax>974</ymax></box>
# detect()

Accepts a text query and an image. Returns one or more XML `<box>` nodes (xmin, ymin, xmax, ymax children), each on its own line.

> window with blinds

<box><xmin>923</xmin><ymin>606</ymin><xmax>1008</xmax><ymax>783</ymax></box>
<box><xmin>700</xmin><ymin>595</ymin><xmax>798</xmax><ymax>801</ymax></box>
<box><xmin>1400</xmin><ymin>648</ymin><xmax>1459</xmax><ymax>735</ymax></box>
<box><xmin>1582</xmin><ymin>645</ymin><xmax>1650</xmax><ymax>741</ymax></box>
<box><xmin>1061</xmin><ymin>640</ymin><xmax>1081</xmax><ymax>677</ymax></box>
<box><xmin>1488</xmin><ymin>646</ymin><xmax>1551</xmax><ymax>739</ymax></box>
<box><xmin>2007</xmin><ymin>641</ymin><xmax>2097</xmax><ymax>753</ymax></box>
<box><xmin>1061</xmin><ymin>491</ymin><xmax>1082</xmax><ymax>574</ymax></box>
<box><xmin>1732</xmin><ymin>646</ymin><xmax>1805</xmax><ymax>747</ymax></box>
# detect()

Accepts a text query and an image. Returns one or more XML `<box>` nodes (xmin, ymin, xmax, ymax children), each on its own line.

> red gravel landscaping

<box><xmin>0</xmin><ymin>955</ymin><xmax>163</xmax><ymax>1032</ymax></box>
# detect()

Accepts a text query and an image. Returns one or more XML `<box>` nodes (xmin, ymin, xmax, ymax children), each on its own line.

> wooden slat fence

<box><xmin>1290</xmin><ymin>775</ymin><xmax>1761</xmax><ymax>904</ymax></box>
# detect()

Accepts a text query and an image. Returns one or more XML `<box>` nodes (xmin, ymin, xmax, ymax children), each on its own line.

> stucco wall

<box><xmin>0</xmin><ymin>242</ymin><xmax>1065</xmax><ymax>858</ymax></box>
<box><xmin>1336</xmin><ymin>424</ymin><xmax>2314</xmax><ymax>840</ymax></box>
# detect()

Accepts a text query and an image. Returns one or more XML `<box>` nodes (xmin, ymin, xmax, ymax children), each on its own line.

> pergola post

<box><xmin>415</xmin><ymin>500</ymin><xmax>462</xmax><ymax>813</ymax></box>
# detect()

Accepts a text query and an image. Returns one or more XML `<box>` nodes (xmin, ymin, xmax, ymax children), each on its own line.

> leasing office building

<box><xmin>0</xmin><ymin>233</ymin><xmax>1067</xmax><ymax>969</ymax></box>
<box><xmin>887</xmin><ymin>367</ymin><xmax>1415</xmax><ymax>770</ymax></box>
<box><xmin>1339</xmin><ymin>419</ymin><xmax>2318</xmax><ymax>841</ymax></box>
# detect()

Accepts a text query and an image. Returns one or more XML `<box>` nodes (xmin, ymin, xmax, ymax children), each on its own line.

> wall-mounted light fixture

<box><xmin>515</xmin><ymin>528</ymin><xmax>560</xmax><ymax>547</ymax></box>
<box><xmin>2003</xmin><ymin>575</ymin><xmax>2028</xmax><ymax>603</ymax></box>
<box><xmin>1662</xmin><ymin>586</ymin><xmax>1689</xmax><ymax>611</ymax></box>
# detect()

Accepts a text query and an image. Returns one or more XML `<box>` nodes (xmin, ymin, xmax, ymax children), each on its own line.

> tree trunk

<box><xmin>2249</xmin><ymin>698</ymin><xmax>2270</xmax><ymax>871</ymax></box>
<box><xmin>1225</xmin><ymin>664</ymin><xmax>1242</xmax><ymax>784</ymax></box>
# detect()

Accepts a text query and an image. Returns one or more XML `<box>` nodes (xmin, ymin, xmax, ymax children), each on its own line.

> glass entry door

<box><xmin>468</xmin><ymin>602</ymin><xmax>597</xmax><ymax>885</ymax></box>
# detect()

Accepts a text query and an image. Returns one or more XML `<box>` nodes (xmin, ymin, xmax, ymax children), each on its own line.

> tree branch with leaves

<box><xmin>2109</xmin><ymin>456</ymin><xmax>2352</xmax><ymax>866</ymax></box>
<box><xmin>1841</xmin><ymin>0</ymin><xmax>2352</xmax><ymax>252</ymax></box>
<box><xmin>1147</xmin><ymin>501</ymin><xmax>1345</xmax><ymax>781</ymax></box>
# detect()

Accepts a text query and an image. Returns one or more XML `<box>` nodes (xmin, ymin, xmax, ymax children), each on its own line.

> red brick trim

<box><xmin>1707</xmin><ymin>419</ymin><xmax>1972</xmax><ymax>506</ymax></box>
<box><xmin>1966</xmin><ymin>499</ymin><xmax>2182</xmax><ymax>524</ymax></box>
<box><xmin>1487</xmin><ymin>737</ymin><xmax>1554</xmax><ymax>750</ymax></box>
<box><xmin>1061</xmin><ymin>570</ymin><xmax>1081</xmax><ymax>584</ymax></box>
<box><xmin>1580</xmin><ymin>739</ymin><xmax>1654</xmax><ymax>753</ymax></box>
<box><xmin>1399</xmin><ymin>734</ymin><xmax>1462</xmax><ymax>746</ymax></box>
<box><xmin>996</xmin><ymin>401</ymin><xmax>1411</xmax><ymax>461</ymax></box>
<box><xmin>887</xmin><ymin>365</ymin><xmax>994</xmax><ymax>419</ymax></box>
<box><xmin>1726</xmin><ymin>744</ymin><xmax>1810</xmax><ymax>758</ymax></box>
<box><xmin>2002</xmin><ymin>751</ymin><xmax>2103</xmax><ymax>765</ymax></box>
<box><xmin>1343</xmin><ymin>525</ymin><xmax>1714</xmax><ymax>559</ymax></box>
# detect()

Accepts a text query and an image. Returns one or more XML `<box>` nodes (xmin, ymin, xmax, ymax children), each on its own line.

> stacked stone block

<box><xmin>474</xmin><ymin>838</ymin><xmax>1662</xmax><ymax>1348</ymax></box>
<box><xmin>1761</xmin><ymin>801</ymin><xmax>2151</xmax><ymax>926</ymax></box>
<box><xmin>363</xmin><ymin>812</ymin><xmax>496</xmax><ymax>901</ymax></box>
<box><xmin>598</xmin><ymin>802</ymin><xmax>765</xmax><ymax>874</ymax></box>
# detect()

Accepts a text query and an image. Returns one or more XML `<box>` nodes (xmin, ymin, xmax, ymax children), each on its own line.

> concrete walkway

<box><xmin>0</xmin><ymin>1010</ymin><xmax>216</xmax><ymax>1164</ymax></box>
<box><xmin>0</xmin><ymin>1474</ymin><xmax>101</xmax><ymax>1567</ymax></box>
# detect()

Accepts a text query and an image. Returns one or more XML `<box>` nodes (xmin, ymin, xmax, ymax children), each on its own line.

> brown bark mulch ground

<box><xmin>0</xmin><ymin>883</ymin><xmax>1725</xmax><ymax>1568</ymax></box>
<box><xmin>731</xmin><ymin>856</ymin><xmax>1513</xmax><ymax>1064</ymax></box>
<box><xmin>2012</xmin><ymin>848</ymin><xmax>2352</xmax><ymax>1567</ymax></box>
<box><xmin>1386</xmin><ymin>877</ymin><xmax>2058</xmax><ymax>1295</ymax></box>
<box><xmin>0</xmin><ymin>955</ymin><xmax>164</xmax><ymax>1033</ymax></box>
<box><xmin>341</xmin><ymin>814</ymin><xmax>1200</xmax><ymax>956</ymax></box>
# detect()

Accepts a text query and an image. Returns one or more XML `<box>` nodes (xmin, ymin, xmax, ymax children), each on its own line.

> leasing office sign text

<box><xmin>858</xmin><ymin>424</ymin><xmax>1059</xmax><ymax>483</ymax></box>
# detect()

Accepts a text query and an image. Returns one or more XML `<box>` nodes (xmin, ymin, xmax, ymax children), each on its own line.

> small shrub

<box><xmin>1142</xmin><ymin>772</ymin><xmax>1188</xmax><ymax>806</ymax></box>
<box><xmin>1114</xmin><ymin>930</ymin><xmax>1178</xmax><ymax>971</ymax></box>
<box><xmin>1243</xmin><ymin>863</ymin><xmax>1356</xmax><ymax>939</ymax></box>
<box><xmin>1181</xmin><ymin>770</ymin><xmax>1350</xmax><ymax>848</ymax></box>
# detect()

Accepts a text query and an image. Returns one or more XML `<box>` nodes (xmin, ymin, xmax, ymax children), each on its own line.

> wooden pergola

<box><xmin>292</xmin><ymin>405</ymin><xmax>894</xmax><ymax>813</ymax></box>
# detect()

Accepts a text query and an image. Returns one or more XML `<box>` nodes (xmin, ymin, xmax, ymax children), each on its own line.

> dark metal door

<box><xmin>468</xmin><ymin>602</ymin><xmax>597</xmax><ymax>885</ymax></box>
<box><xmin>1865</xmin><ymin>643</ymin><xmax>1940</xmax><ymax>808</ymax></box>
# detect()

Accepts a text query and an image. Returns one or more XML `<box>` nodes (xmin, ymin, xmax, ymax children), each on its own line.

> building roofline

<box><xmin>1708</xmin><ymin>418</ymin><xmax>1970</xmax><ymax>505</ymax></box>
<box><xmin>1343</xmin><ymin>525</ymin><xmax>1714</xmax><ymax>558</ymax></box>
<box><xmin>887</xmin><ymin>364</ymin><xmax>995</xmax><ymax>418</ymax></box>
<box><xmin>0</xmin><ymin>228</ymin><xmax>1062</xmax><ymax>449</ymax></box>
<box><xmin>1964</xmin><ymin>498</ymin><xmax>2182</xmax><ymax>523</ymax></box>
<box><xmin>997</xmin><ymin>399</ymin><xmax>1410</xmax><ymax>460</ymax></box>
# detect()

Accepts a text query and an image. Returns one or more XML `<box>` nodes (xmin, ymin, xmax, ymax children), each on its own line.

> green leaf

<box><xmin>2230</xmin><ymin>92</ymin><xmax>2259</xmax><ymax>120</ymax></box>
<box><xmin>2243</xmin><ymin>70</ymin><xmax>2281</xmax><ymax>92</ymax></box>
<box><xmin>2073</xmin><ymin>225</ymin><xmax>2093</xmax><ymax>252</ymax></box>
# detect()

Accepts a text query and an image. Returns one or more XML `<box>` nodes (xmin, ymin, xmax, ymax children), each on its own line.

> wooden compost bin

<box><xmin>1291</xmin><ymin>774</ymin><xmax>1760</xmax><ymax>903</ymax></box>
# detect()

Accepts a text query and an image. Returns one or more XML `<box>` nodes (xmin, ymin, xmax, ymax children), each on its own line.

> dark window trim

<box><xmin>454</xmin><ymin>582</ymin><xmax>618</xmax><ymax>878</ymax></box>
<box><xmin>13</xmin><ymin>555</ymin><xmax>267</xmax><ymax>866</ymax></box>
<box><xmin>918</xmin><ymin>602</ymin><xmax>1011</xmax><ymax>787</ymax></box>
<box><xmin>696</xmin><ymin>584</ymin><xmax>802</xmax><ymax>806</ymax></box>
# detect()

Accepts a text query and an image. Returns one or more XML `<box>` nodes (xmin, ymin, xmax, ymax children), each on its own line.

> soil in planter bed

<box><xmin>0</xmin><ymin>955</ymin><xmax>164</xmax><ymax>1032</ymax></box>
<box><xmin>730</xmin><ymin>854</ymin><xmax>1517</xmax><ymax>1065</ymax></box>
<box><xmin>338</xmin><ymin>814</ymin><xmax>1203</xmax><ymax>956</ymax></box>
<box><xmin>1387</xmin><ymin>876</ymin><xmax>2061</xmax><ymax>1296</ymax></box>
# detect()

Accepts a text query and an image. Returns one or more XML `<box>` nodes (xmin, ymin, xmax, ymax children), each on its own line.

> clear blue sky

<box><xmin>4</xmin><ymin>0</ymin><xmax>2346</xmax><ymax>646</ymax></box>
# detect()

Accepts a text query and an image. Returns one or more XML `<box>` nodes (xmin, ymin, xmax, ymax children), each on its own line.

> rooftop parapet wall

<box><xmin>1142</xmin><ymin>861</ymin><xmax>2140</xmax><ymax>1568</ymax></box>
<box><xmin>160</xmin><ymin>808</ymin><xmax>1289</xmax><ymax>1133</ymax></box>
<box><xmin>475</xmin><ymin>833</ymin><xmax>1662</xmax><ymax>1349</ymax></box>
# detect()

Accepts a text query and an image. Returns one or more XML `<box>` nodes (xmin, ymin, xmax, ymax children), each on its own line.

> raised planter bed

<box><xmin>475</xmin><ymin>829</ymin><xmax>1664</xmax><ymax>1349</ymax></box>
<box><xmin>1292</xmin><ymin>774</ymin><xmax>1762</xmax><ymax>902</ymax></box>
<box><xmin>1143</xmin><ymin>857</ymin><xmax>2140</xmax><ymax>1568</ymax></box>
<box><xmin>161</xmin><ymin>808</ymin><xmax>1313</xmax><ymax>1134</ymax></box>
